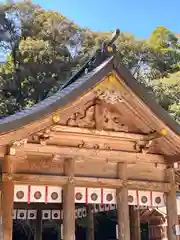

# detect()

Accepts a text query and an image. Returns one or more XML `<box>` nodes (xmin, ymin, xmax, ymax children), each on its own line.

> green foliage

<box><xmin>150</xmin><ymin>26</ymin><xmax>178</xmax><ymax>49</ymax></box>
<box><xmin>0</xmin><ymin>2</ymin><xmax>95</xmax><ymax>116</ymax></box>
<box><xmin>149</xmin><ymin>26</ymin><xmax>180</xmax><ymax>76</ymax></box>
<box><xmin>151</xmin><ymin>71</ymin><xmax>180</xmax><ymax>123</ymax></box>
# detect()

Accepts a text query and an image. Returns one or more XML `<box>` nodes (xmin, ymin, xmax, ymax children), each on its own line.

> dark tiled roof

<box><xmin>0</xmin><ymin>57</ymin><xmax>114</xmax><ymax>133</ymax></box>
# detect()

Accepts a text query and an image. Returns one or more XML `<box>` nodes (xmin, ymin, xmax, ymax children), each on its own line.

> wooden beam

<box><xmin>46</xmin><ymin>131</ymin><xmax>137</xmax><ymax>153</ymax></box>
<box><xmin>166</xmin><ymin>168</ymin><xmax>179</xmax><ymax>240</ymax></box>
<box><xmin>5</xmin><ymin>155</ymin><xmax>168</xmax><ymax>183</ymax></box>
<box><xmin>140</xmin><ymin>131</ymin><xmax>160</xmax><ymax>141</ymax></box>
<box><xmin>51</xmin><ymin>125</ymin><xmax>146</xmax><ymax>140</ymax></box>
<box><xmin>63</xmin><ymin>158</ymin><xmax>75</xmax><ymax>240</ymax></box>
<box><xmin>2</xmin><ymin>173</ymin><xmax>172</xmax><ymax>192</ymax></box>
<box><xmin>125</xmin><ymin>180</ymin><xmax>173</xmax><ymax>192</ymax></box>
<box><xmin>3</xmin><ymin>173</ymin><xmax>68</xmax><ymax>186</ymax></box>
<box><xmin>11</xmin><ymin>144</ymin><xmax>167</xmax><ymax>164</ymax></box>
<box><xmin>117</xmin><ymin>163</ymin><xmax>130</xmax><ymax>240</ymax></box>
<box><xmin>49</xmin><ymin>127</ymin><xmax>162</xmax><ymax>152</ymax></box>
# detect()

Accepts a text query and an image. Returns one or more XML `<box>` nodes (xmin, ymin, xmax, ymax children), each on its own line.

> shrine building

<box><xmin>1</xmin><ymin>30</ymin><xmax>180</xmax><ymax>240</ymax></box>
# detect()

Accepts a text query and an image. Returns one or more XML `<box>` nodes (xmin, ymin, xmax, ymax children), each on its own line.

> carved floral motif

<box><xmin>13</xmin><ymin>138</ymin><xmax>28</xmax><ymax>147</ymax></box>
<box><xmin>95</xmin><ymin>87</ymin><xmax>123</xmax><ymax>104</ymax></box>
<box><xmin>66</xmin><ymin>105</ymin><xmax>95</xmax><ymax>128</ymax></box>
<box><xmin>30</xmin><ymin>128</ymin><xmax>52</xmax><ymax>145</ymax></box>
<box><xmin>134</xmin><ymin>140</ymin><xmax>154</xmax><ymax>153</ymax></box>
<box><xmin>64</xmin><ymin>101</ymin><xmax>128</xmax><ymax>132</ymax></box>
<box><xmin>101</xmin><ymin>107</ymin><xmax>128</xmax><ymax>132</ymax></box>
<box><xmin>76</xmin><ymin>140</ymin><xmax>111</xmax><ymax>150</ymax></box>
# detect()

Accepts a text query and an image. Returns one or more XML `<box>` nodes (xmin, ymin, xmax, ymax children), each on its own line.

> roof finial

<box><xmin>101</xmin><ymin>29</ymin><xmax>120</xmax><ymax>54</ymax></box>
<box><xmin>107</xmin><ymin>29</ymin><xmax>120</xmax><ymax>47</ymax></box>
<box><xmin>61</xmin><ymin>29</ymin><xmax>120</xmax><ymax>90</ymax></box>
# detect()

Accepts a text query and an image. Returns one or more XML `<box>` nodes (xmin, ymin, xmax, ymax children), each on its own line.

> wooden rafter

<box><xmin>50</xmin><ymin>125</ymin><xmax>146</xmax><ymax>140</ymax></box>
<box><xmin>28</xmin><ymin>126</ymin><xmax>166</xmax><ymax>154</ymax></box>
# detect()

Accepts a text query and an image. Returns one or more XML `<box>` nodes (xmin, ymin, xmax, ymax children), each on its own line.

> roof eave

<box><xmin>0</xmin><ymin>57</ymin><xmax>114</xmax><ymax>135</ymax></box>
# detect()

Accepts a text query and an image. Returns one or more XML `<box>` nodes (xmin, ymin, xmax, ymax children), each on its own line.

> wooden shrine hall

<box><xmin>1</xmin><ymin>29</ymin><xmax>180</xmax><ymax>240</ymax></box>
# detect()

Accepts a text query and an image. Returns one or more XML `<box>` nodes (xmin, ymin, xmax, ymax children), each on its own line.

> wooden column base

<box><xmin>117</xmin><ymin>187</ymin><xmax>130</xmax><ymax>240</ymax></box>
<box><xmin>166</xmin><ymin>186</ymin><xmax>179</xmax><ymax>240</ymax></box>
<box><xmin>63</xmin><ymin>159</ymin><xmax>75</xmax><ymax>240</ymax></box>
<box><xmin>117</xmin><ymin>163</ymin><xmax>130</xmax><ymax>240</ymax></box>
<box><xmin>166</xmin><ymin>168</ymin><xmax>179</xmax><ymax>240</ymax></box>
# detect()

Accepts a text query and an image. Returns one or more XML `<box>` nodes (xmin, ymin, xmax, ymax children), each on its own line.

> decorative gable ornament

<box><xmin>96</xmin><ymin>87</ymin><xmax>123</xmax><ymax>104</ymax></box>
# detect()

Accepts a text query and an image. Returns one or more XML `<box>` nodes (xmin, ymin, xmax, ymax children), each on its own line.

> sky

<box><xmin>31</xmin><ymin>0</ymin><xmax>180</xmax><ymax>38</ymax></box>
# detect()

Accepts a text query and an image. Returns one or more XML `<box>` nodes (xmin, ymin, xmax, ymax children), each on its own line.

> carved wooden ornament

<box><xmin>95</xmin><ymin>87</ymin><xmax>123</xmax><ymax>104</ymax></box>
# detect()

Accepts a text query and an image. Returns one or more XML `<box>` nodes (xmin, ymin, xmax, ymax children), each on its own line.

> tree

<box><xmin>0</xmin><ymin>1</ymin><xmax>180</xmax><ymax>125</ymax></box>
<box><xmin>150</xmin><ymin>26</ymin><xmax>179</xmax><ymax>50</ymax></box>
<box><xmin>149</xmin><ymin>26</ymin><xmax>180</xmax><ymax>77</ymax></box>
<box><xmin>0</xmin><ymin>2</ymin><xmax>98</xmax><ymax>117</ymax></box>
<box><xmin>151</xmin><ymin>71</ymin><xmax>180</xmax><ymax>122</ymax></box>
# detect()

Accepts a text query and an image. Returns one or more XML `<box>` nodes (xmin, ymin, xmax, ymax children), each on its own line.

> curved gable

<box><xmin>0</xmin><ymin>56</ymin><xmax>180</xmax><ymax>157</ymax></box>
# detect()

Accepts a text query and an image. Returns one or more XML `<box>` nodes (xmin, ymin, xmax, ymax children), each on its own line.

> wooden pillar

<box><xmin>1</xmin><ymin>156</ymin><xmax>14</xmax><ymax>240</ymax></box>
<box><xmin>129</xmin><ymin>206</ymin><xmax>141</xmax><ymax>240</ymax></box>
<box><xmin>34</xmin><ymin>210</ymin><xmax>42</xmax><ymax>240</ymax></box>
<box><xmin>166</xmin><ymin>168</ymin><xmax>179</xmax><ymax>240</ymax></box>
<box><xmin>0</xmin><ymin>190</ymin><xmax>2</xmax><ymax>240</ymax></box>
<box><xmin>86</xmin><ymin>204</ymin><xmax>94</xmax><ymax>240</ymax></box>
<box><xmin>116</xmin><ymin>163</ymin><xmax>130</xmax><ymax>240</ymax></box>
<box><xmin>63</xmin><ymin>158</ymin><xmax>75</xmax><ymax>240</ymax></box>
<box><xmin>1</xmin><ymin>181</ymin><xmax>14</xmax><ymax>240</ymax></box>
